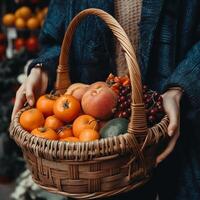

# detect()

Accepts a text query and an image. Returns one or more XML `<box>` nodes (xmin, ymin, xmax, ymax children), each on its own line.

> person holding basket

<box><xmin>11</xmin><ymin>0</ymin><xmax>200</xmax><ymax>200</ymax></box>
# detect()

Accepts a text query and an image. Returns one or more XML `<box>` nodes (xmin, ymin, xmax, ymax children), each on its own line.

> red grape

<box><xmin>106</xmin><ymin>75</ymin><xmax>165</xmax><ymax>125</ymax></box>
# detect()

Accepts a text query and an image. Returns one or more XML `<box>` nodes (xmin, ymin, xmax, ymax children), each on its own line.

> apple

<box><xmin>65</xmin><ymin>83</ymin><xmax>89</xmax><ymax>102</ymax></box>
<box><xmin>26</xmin><ymin>36</ymin><xmax>39</xmax><ymax>53</ymax></box>
<box><xmin>15</xmin><ymin>38</ymin><xmax>26</xmax><ymax>51</ymax></box>
<box><xmin>89</xmin><ymin>81</ymin><xmax>108</xmax><ymax>90</ymax></box>
<box><xmin>81</xmin><ymin>86</ymin><xmax>117</xmax><ymax>120</ymax></box>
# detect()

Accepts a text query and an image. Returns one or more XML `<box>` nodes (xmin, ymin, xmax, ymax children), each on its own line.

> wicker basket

<box><xmin>10</xmin><ymin>8</ymin><xmax>169</xmax><ymax>199</ymax></box>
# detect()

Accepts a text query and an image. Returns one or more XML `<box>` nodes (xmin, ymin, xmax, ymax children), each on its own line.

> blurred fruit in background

<box><xmin>15</xmin><ymin>17</ymin><xmax>26</xmax><ymax>30</ymax></box>
<box><xmin>16</xmin><ymin>6</ymin><xmax>32</xmax><ymax>19</ymax></box>
<box><xmin>2</xmin><ymin>14</ymin><xmax>16</xmax><ymax>27</ymax></box>
<box><xmin>14</xmin><ymin>38</ymin><xmax>26</xmax><ymax>50</ymax></box>
<box><xmin>26</xmin><ymin>36</ymin><xmax>39</xmax><ymax>52</ymax></box>
<box><xmin>27</xmin><ymin>17</ymin><xmax>40</xmax><ymax>30</ymax></box>
<box><xmin>2</xmin><ymin>6</ymin><xmax>48</xmax><ymax>30</ymax></box>
<box><xmin>0</xmin><ymin>0</ymin><xmax>50</xmax><ymax>191</ymax></box>
<box><xmin>14</xmin><ymin>36</ymin><xmax>39</xmax><ymax>53</ymax></box>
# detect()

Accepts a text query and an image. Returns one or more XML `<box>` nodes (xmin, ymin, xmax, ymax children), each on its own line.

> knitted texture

<box><xmin>114</xmin><ymin>0</ymin><xmax>142</xmax><ymax>76</ymax></box>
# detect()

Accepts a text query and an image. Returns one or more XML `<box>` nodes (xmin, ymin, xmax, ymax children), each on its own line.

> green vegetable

<box><xmin>100</xmin><ymin>118</ymin><xmax>129</xmax><ymax>138</ymax></box>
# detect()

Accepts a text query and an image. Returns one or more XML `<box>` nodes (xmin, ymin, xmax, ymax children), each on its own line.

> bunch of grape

<box><xmin>143</xmin><ymin>85</ymin><xmax>164</xmax><ymax>126</ymax></box>
<box><xmin>106</xmin><ymin>74</ymin><xmax>132</xmax><ymax>119</ymax></box>
<box><xmin>106</xmin><ymin>74</ymin><xmax>165</xmax><ymax>127</ymax></box>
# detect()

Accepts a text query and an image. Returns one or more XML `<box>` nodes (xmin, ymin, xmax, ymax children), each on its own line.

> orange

<box><xmin>79</xmin><ymin>129</ymin><xmax>100</xmax><ymax>142</ymax></box>
<box><xmin>72</xmin><ymin>115</ymin><xmax>98</xmax><ymax>138</ymax></box>
<box><xmin>43</xmin><ymin>7</ymin><xmax>48</xmax><ymax>16</ymax></box>
<box><xmin>15</xmin><ymin>9</ymin><xmax>21</xmax><ymax>18</ymax></box>
<box><xmin>19</xmin><ymin>6</ymin><xmax>32</xmax><ymax>19</ymax></box>
<box><xmin>53</xmin><ymin>95</ymin><xmax>81</xmax><ymax>122</ymax></box>
<box><xmin>27</xmin><ymin>17</ymin><xmax>40</xmax><ymax>30</ymax></box>
<box><xmin>60</xmin><ymin>137</ymin><xmax>79</xmax><ymax>142</ymax></box>
<box><xmin>31</xmin><ymin>127</ymin><xmax>58</xmax><ymax>140</ymax></box>
<box><xmin>58</xmin><ymin>125</ymin><xmax>73</xmax><ymax>139</ymax></box>
<box><xmin>36</xmin><ymin>94</ymin><xmax>57</xmax><ymax>117</ymax></box>
<box><xmin>2</xmin><ymin>14</ymin><xmax>15</xmax><ymax>27</ymax></box>
<box><xmin>45</xmin><ymin>115</ymin><xmax>64</xmax><ymax>130</ymax></box>
<box><xmin>36</xmin><ymin>10</ymin><xmax>44</xmax><ymax>22</ymax></box>
<box><xmin>20</xmin><ymin>108</ymin><xmax>45</xmax><ymax>132</ymax></box>
<box><xmin>15</xmin><ymin>17</ymin><xmax>26</xmax><ymax>29</ymax></box>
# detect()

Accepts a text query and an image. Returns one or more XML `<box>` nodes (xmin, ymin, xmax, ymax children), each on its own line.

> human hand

<box><xmin>11</xmin><ymin>67</ymin><xmax>48</xmax><ymax>120</ymax></box>
<box><xmin>156</xmin><ymin>88</ymin><xmax>183</xmax><ymax>164</ymax></box>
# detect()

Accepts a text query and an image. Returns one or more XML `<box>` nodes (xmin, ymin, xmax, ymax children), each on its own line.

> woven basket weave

<box><xmin>10</xmin><ymin>8</ymin><xmax>169</xmax><ymax>199</ymax></box>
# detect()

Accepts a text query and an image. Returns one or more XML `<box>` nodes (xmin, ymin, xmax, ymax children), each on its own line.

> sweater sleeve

<box><xmin>163</xmin><ymin>41</ymin><xmax>200</xmax><ymax>108</ymax></box>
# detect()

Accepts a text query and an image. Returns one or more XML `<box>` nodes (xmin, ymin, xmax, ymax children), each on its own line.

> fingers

<box><xmin>156</xmin><ymin>90</ymin><xmax>182</xmax><ymax>164</ymax></box>
<box><xmin>11</xmin><ymin>85</ymin><xmax>26</xmax><ymax>120</ymax></box>
<box><xmin>12</xmin><ymin>71</ymin><xmax>36</xmax><ymax>120</ymax></box>
<box><xmin>25</xmin><ymin>81</ymin><xmax>35</xmax><ymax>106</ymax></box>
<box><xmin>162</xmin><ymin>97</ymin><xmax>179</xmax><ymax>137</ymax></box>
<box><xmin>12</xmin><ymin>68</ymin><xmax>48</xmax><ymax>121</ymax></box>
<box><xmin>167</xmin><ymin>102</ymin><xmax>178</xmax><ymax>136</ymax></box>
<box><xmin>156</xmin><ymin>128</ymin><xmax>180</xmax><ymax>164</ymax></box>
<box><xmin>40</xmin><ymin>71</ymin><xmax>48</xmax><ymax>95</ymax></box>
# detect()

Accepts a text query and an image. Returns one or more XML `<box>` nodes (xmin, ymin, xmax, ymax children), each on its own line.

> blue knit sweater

<box><xmin>29</xmin><ymin>0</ymin><xmax>200</xmax><ymax>199</ymax></box>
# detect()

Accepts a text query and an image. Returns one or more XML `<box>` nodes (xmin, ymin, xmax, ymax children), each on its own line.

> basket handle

<box><xmin>55</xmin><ymin>8</ymin><xmax>147</xmax><ymax>135</ymax></box>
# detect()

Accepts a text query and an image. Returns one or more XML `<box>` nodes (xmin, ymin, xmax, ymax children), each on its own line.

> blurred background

<box><xmin>0</xmin><ymin>0</ymin><xmax>66</xmax><ymax>199</ymax></box>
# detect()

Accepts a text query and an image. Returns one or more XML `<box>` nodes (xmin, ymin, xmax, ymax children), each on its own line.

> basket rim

<box><xmin>10</xmin><ymin>106</ymin><xmax>169</xmax><ymax>161</ymax></box>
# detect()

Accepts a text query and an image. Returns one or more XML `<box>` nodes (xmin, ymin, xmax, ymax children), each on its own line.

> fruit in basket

<box><xmin>100</xmin><ymin>118</ymin><xmax>129</xmax><ymax>138</ymax></box>
<box><xmin>115</xmin><ymin>86</ymin><xmax>132</xmax><ymax>119</ymax></box>
<box><xmin>14</xmin><ymin>38</ymin><xmax>26</xmax><ymax>50</ymax></box>
<box><xmin>88</xmin><ymin>81</ymin><xmax>108</xmax><ymax>90</ymax></box>
<box><xmin>79</xmin><ymin>129</ymin><xmax>100</xmax><ymax>142</ymax></box>
<box><xmin>31</xmin><ymin>127</ymin><xmax>58</xmax><ymax>140</ymax></box>
<box><xmin>60</xmin><ymin>137</ymin><xmax>79</xmax><ymax>142</ymax></box>
<box><xmin>106</xmin><ymin>74</ymin><xmax>131</xmax><ymax>119</ymax></box>
<box><xmin>106</xmin><ymin>74</ymin><xmax>165</xmax><ymax>126</ymax></box>
<box><xmin>143</xmin><ymin>85</ymin><xmax>164</xmax><ymax>126</ymax></box>
<box><xmin>53</xmin><ymin>95</ymin><xmax>81</xmax><ymax>122</ymax></box>
<box><xmin>27</xmin><ymin>17</ymin><xmax>40</xmax><ymax>30</ymax></box>
<box><xmin>44</xmin><ymin>115</ymin><xmax>64</xmax><ymax>130</ymax></box>
<box><xmin>20</xmin><ymin>108</ymin><xmax>45</xmax><ymax>131</ymax></box>
<box><xmin>72</xmin><ymin>115</ymin><xmax>98</xmax><ymax>138</ymax></box>
<box><xmin>2</xmin><ymin>14</ymin><xmax>15</xmax><ymax>27</ymax></box>
<box><xmin>65</xmin><ymin>83</ymin><xmax>89</xmax><ymax>102</ymax></box>
<box><xmin>36</xmin><ymin>94</ymin><xmax>57</xmax><ymax>117</ymax></box>
<box><xmin>26</xmin><ymin>36</ymin><xmax>39</xmax><ymax>53</ymax></box>
<box><xmin>81</xmin><ymin>86</ymin><xmax>117</xmax><ymax>120</ymax></box>
<box><xmin>98</xmin><ymin>120</ymin><xmax>108</xmax><ymax>129</ymax></box>
<box><xmin>58</xmin><ymin>125</ymin><xmax>73</xmax><ymax>139</ymax></box>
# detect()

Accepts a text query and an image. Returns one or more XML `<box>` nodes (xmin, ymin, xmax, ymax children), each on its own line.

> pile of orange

<box><xmin>2</xmin><ymin>6</ymin><xmax>48</xmax><ymax>30</ymax></box>
<box><xmin>20</xmin><ymin>94</ymin><xmax>100</xmax><ymax>142</ymax></box>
